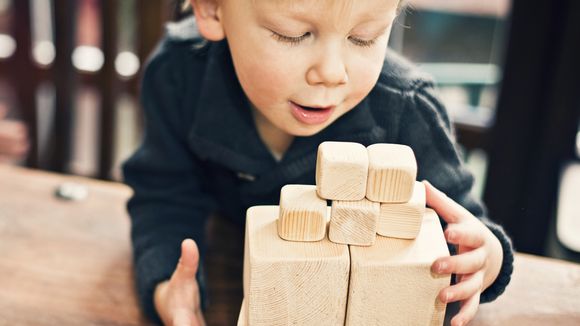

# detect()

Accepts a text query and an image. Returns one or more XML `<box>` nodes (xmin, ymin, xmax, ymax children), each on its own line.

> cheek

<box><xmin>350</xmin><ymin>44</ymin><xmax>386</xmax><ymax>99</ymax></box>
<box><xmin>231</xmin><ymin>42</ymin><xmax>299</xmax><ymax>106</ymax></box>
<box><xmin>349</xmin><ymin>57</ymin><xmax>384</xmax><ymax>100</ymax></box>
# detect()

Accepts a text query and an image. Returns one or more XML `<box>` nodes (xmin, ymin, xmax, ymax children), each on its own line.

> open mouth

<box><xmin>297</xmin><ymin>104</ymin><xmax>332</xmax><ymax>111</ymax></box>
<box><xmin>289</xmin><ymin>101</ymin><xmax>335</xmax><ymax>125</ymax></box>
<box><xmin>299</xmin><ymin>105</ymin><xmax>319</xmax><ymax>111</ymax></box>
<box><xmin>292</xmin><ymin>101</ymin><xmax>335</xmax><ymax>111</ymax></box>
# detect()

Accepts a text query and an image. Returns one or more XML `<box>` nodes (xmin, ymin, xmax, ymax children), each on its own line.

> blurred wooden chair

<box><xmin>0</xmin><ymin>0</ymin><xmax>170</xmax><ymax>179</ymax></box>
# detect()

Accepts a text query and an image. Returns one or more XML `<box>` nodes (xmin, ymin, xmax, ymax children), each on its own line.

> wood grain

<box><xmin>245</xmin><ymin>206</ymin><xmax>350</xmax><ymax>325</ymax></box>
<box><xmin>278</xmin><ymin>184</ymin><xmax>328</xmax><ymax>242</ymax></box>
<box><xmin>377</xmin><ymin>181</ymin><xmax>426</xmax><ymax>239</ymax></box>
<box><xmin>316</xmin><ymin>141</ymin><xmax>369</xmax><ymax>201</ymax></box>
<box><xmin>366</xmin><ymin>143</ymin><xmax>417</xmax><ymax>203</ymax></box>
<box><xmin>0</xmin><ymin>166</ymin><xmax>152</xmax><ymax>326</ymax></box>
<box><xmin>347</xmin><ymin>209</ymin><xmax>450</xmax><ymax>326</ymax></box>
<box><xmin>3</xmin><ymin>167</ymin><xmax>580</xmax><ymax>326</ymax></box>
<box><xmin>329</xmin><ymin>198</ymin><xmax>380</xmax><ymax>246</ymax></box>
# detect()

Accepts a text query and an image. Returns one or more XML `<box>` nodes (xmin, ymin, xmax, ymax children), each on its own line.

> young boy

<box><xmin>123</xmin><ymin>0</ymin><xmax>514</xmax><ymax>325</ymax></box>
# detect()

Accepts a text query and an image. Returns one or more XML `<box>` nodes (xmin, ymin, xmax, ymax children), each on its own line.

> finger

<box><xmin>438</xmin><ymin>272</ymin><xmax>484</xmax><ymax>303</ymax></box>
<box><xmin>423</xmin><ymin>180</ymin><xmax>471</xmax><ymax>224</ymax></box>
<box><xmin>175</xmin><ymin>239</ymin><xmax>200</xmax><ymax>280</ymax></box>
<box><xmin>432</xmin><ymin>247</ymin><xmax>486</xmax><ymax>275</ymax></box>
<box><xmin>445</xmin><ymin>223</ymin><xmax>485</xmax><ymax>248</ymax></box>
<box><xmin>451</xmin><ymin>291</ymin><xmax>480</xmax><ymax>326</ymax></box>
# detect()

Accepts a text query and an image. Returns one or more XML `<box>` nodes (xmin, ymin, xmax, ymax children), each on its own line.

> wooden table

<box><xmin>1</xmin><ymin>166</ymin><xmax>579</xmax><ymax>325</ymax></box>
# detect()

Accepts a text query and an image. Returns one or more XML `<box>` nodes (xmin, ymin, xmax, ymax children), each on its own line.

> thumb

<box><xmin>174</xmin><ymin>239</ymin><xmax>200</xmax><ymax>281</ymax></box>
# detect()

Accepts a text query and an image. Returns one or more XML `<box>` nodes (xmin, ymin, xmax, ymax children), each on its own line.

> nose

<box><xmin>306</xmin><ymin>46</ymin><xmax>348</xmax><ymax>87</ymax></box>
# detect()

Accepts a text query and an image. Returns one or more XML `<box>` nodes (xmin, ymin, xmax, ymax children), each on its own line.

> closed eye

<box><xmin>271</xmin><ymin>31</ymin><xmax>311</xmax><ymax>46</ymax></box>
<box><xmin>348</xmin><ymin>36</ymin><xmax>377</xmax><ymax>48</ymax></box>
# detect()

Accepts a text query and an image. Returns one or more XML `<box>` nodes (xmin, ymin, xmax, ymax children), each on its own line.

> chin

<box><xmin>283</xmin><ymin>122</ymin><xmax>330</xmax><ymax>137</ymax></box>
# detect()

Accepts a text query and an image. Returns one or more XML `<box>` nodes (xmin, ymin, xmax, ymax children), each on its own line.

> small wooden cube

<box><xmin>245</xmin><ymin>206</ymin><xmax>350</xmax><ymax>325</ymax></box>
<box><xmin>377</xmin><ymin>181</ymin><xmax>426</xmax><ymax>239</ymax></box>
<box><xmin>278</xmin><ymin>184</ymin><xmax>327</xmax><ymax>242</ymax></box>
<box><xmin>366</xmin><ymin>144</ymin><xmax>417</xmax><ymax>203</ymax></box>
<box><xmin>346</xmin><ymin>209</ymin><xmax>450</xmax><ymax>326</ymax></box>
<box><xmin>328</xmin><ymin>199</ymin><xmax>380</xmax><ymax>246</ymax></box>
<box><xmin>316</xmin><ymin>141</ymin><xmax>369</xmax><ymax>201</ymax></box>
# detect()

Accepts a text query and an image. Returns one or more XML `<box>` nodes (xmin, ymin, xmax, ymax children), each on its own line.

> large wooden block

<box><xmin>245</xmin><ymin>206</ymin><xmax>350</xmax><ymax>325</ymax></box>
<box><xmin>377</xmin><ymin>181</ymin><xmax>426</xmax><ymax>239</ymax></box>
<box><xmin>366</xmin><ymin>144</ymin><xmax>417</xmax><ymax>203</ymax></box>
<box><xmin>328</xmin><ymin>199</ymin><xmax>380</xmax><ymax>246</ymax></box>
<box><xmin>237</xmin><ymin>298</ymin><xmax>247</xmax><ymax>326</ymax></box>
<box><xmin>346</xmin><ymin>209</ymin><xmax>450</xmax><ymax>326</ymax></box>
<box><xmin>278</xmin><ymin>184</ymin><xmax>327</xmax><ymax>242</ymax></box>
<box><xmin>316</xmin><ymin>141</ymin><xmax>369</xmax><ymax>201</ymax></box>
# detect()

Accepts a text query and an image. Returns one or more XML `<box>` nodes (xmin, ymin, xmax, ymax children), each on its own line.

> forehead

<box><xmin>251</xmin><ymin>0</ymin><xmax>400</xmax><ymax>25</ymax></box>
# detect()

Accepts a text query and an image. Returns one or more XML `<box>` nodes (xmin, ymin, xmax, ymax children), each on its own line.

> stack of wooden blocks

<box><xmin>238</xmin><ymin>142</ymin><xmax>451</xmax><ymax>326</ymax></box>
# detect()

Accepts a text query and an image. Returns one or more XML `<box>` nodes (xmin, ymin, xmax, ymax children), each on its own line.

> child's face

<box><xmin>214</xmin><ymin>0</ymin><xmax>399</xmax><ymax>137</ymax></box>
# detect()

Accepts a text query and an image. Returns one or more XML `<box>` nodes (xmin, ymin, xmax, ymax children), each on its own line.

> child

<box><xmin>123</xmin><ymin>0</ymin><xmax>514</xmax><ymax>325</ymax></box>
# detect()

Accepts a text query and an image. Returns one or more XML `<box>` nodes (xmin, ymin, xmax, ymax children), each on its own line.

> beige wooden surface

<box><xmin>1</xmin><ymin>166</ymin><xmax>580</xmax><ymax>325</ymax></box>
<box><xmin>366</xmin><ymin>143</ymin><xmax>417</xmax><ymax>203</ymax></box>
<box><xmin>328</xmin><ymin>198</ymin><xmax>379</xmax><ymax>246</ymax></box>
<box><xmin>278</xmin><ymin>184</ymin><xmax>327</xmax><ymax>242</ymax></box>
<box><xmin>472</xmin><ymin>253</ymin><xmax>580</xmax><ymax>326</ymax></box>
<box><xmin>377</xmin><ymin>181</ymin><xmax>426</xmax><ymax>239</ymax></box>
<box><xmin>245</xmin><ymin>206</ymin><xmax>350</xmax><ymax>325</ymax></box>
<box><xmin>0</xmin><ymin>165</ymin><xmax>151</xmax><ymax>326</ymax></box>
<box><xmin>347</xmin><ymin>209</ymin><xmax>450</xmax><ymax>325</ymax></box>
<box><xmin>316</xmin><ymin>141</ymin><xmax>369</xmax><ymax>201</ymax></box>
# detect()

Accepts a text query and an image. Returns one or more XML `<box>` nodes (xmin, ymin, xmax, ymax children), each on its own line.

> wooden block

<box><xmin>245</xmin><ymin>206</ymin><xmax>350</xmax><ymax>325</ymax></box>
<box><xmin>346</xmin><ymin>209</ymin><xmax>450</xmax><ymax>326</ymax></box>
<box><xmin>377</xmin><ymin>181</ymin><xmax>426</xmax><ymax>239</ymax></box>
<box><xmin>316</xmin><ymin>141</ymin><xmax>369</xmax><ymax>201</ymax></box>
<box><xmin>277</xmin><ymin>184</ymin><xmax>327</xmax><ymax>242</ymax></box>
<box><xmin>328</xmin><ymin>199</ymin><xmax>380</xmax><ymax>246</ymax></box>
<box><xmin>237</xmin><ymin>298</ymin><xmax>247</xmax><ymax>326</ymax></box>
<box><xmin>366</xmin><ymin>143</ymin><xmax>417</xmax><ymax>203</ymax></box>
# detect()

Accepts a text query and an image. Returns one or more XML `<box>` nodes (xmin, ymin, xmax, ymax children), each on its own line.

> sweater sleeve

<box><xmin>122</xmin><ymin>42</ymin><xmax>215</xmax><ymax>323</ymax></box>
<box><xmin>397</xmin><ymin>82</ymin><xmax>514</xmax><ymax>303</ymax></box>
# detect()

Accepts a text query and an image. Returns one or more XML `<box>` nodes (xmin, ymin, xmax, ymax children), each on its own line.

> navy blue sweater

<box><xmin>123</xmin><ymin>17</ymin><xmax>513</xmax><ymax>324</ymax></box>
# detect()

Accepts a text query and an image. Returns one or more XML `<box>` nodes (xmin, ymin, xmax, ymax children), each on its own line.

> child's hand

<box><xmin>423</xmin><ymin>181</ymin><xmax>503</xmax><ymax>326</ymax></box>
<box><xmin>154</xmin><ymin>239</ymin><xmax>206</xmax><ymax>326</ymax></box>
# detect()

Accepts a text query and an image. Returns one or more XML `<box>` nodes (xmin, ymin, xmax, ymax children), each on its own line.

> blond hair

<box><xmin>182</xmin><ymin>0</ymin><xmax>407</xmax><ymax>15</ymax></box>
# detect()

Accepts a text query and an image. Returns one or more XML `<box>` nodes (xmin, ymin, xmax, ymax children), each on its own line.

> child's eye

<box><xmin>348</xmin><ymin>36</ymin><xmax>377</xmax><ymax>48</ymax></box>
<box><xmin>271</xmin><ymin>31</ymin><xmax>311</xmax><ymax>46</ymax></box>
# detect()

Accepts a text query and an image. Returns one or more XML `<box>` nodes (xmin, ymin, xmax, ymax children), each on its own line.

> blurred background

<box><xmin>0</xmin><ymin>0</ymin><xmax>578</xmax><ymax>262</ymax></box>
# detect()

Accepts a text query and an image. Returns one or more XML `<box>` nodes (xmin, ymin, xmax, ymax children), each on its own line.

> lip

<box><xmin>289</xmin><ymin>101</ymin><xmax>335</xmax><ymax>125</ymax></box>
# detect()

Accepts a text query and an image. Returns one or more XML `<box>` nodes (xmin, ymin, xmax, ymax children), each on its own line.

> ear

<box><xmin>189</xmin><ymin>0</ymin><xmax>225</xmax><ymax>41</ymax></box>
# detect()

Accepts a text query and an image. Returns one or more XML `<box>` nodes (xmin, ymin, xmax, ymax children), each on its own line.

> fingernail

<box><xmin>438</xmin><ymin>261</ymin><xmax>448</xmax><ymax>273</ymax></box>
<box><xmin>445</xmin><ymin>292</ymin><xmax>453</xmax><ymax>303</ymax></box>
